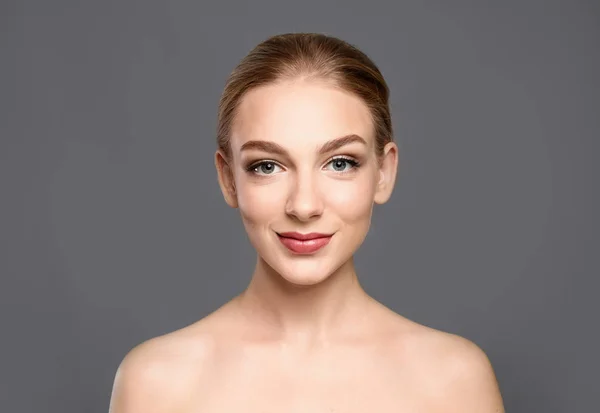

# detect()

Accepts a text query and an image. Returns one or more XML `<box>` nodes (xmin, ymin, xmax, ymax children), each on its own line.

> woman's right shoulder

<box><xmin>108</xmin><ymin>318</ymin><xmax>220</xmax><ymax>412</ymax></box>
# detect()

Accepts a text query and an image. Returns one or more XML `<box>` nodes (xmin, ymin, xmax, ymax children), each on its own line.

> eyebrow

<box><xmin>239</xmin><ymin>134</ymin><xmax>368</xmax><ymax>156</ymax></box>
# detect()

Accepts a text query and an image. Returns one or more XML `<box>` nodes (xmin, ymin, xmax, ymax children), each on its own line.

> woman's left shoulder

<box><xmin>414</xmin><ymin>327</ymin><xmax>491</xmax><ymax>369</ymax></box>
<box><xmin>397</xmin><ymin>323</ymin><xmax>505</xmax><ymax>412</ymax></box>
<box><xmin>380</xmin><ymin>311</ymin><xmax>492</xmax><ymax>370</ymax></box>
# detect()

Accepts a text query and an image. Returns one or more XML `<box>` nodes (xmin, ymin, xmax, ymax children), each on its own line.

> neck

<box><xmin>236</xmin><ymin>255</ymin><xmax>373</xmax><ymax>347</ymax></box>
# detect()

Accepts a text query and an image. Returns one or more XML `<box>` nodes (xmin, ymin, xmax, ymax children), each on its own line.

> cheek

<box><xmin>236</xmin><ymin>180</ymin><xmax>286</xmax><ymax>225</ymax></box>
<box><xmin>324</xmin><ymin>175</ymin><xmax>377</xmax><ymax>221</ymax></box>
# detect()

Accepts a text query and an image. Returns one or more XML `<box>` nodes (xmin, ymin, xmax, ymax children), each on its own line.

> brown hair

<box><xmin>217</xmin><ymin>32</ymin><xmax>393</xmax><ymax>161</ymax></box>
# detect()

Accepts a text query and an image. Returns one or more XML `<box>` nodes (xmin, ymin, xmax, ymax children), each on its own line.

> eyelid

<box><xmin>324</xmin><ymin>154</ymin><xmax>357</xmax><ymax>163</ymax></box>
<box><xmin>246</xmin><ymin>159</ymin><xmax>285</xmax><ymax>170</ymax></box>
<box><xmin>323</xmin><ymin>154</ymin><xmax>360</xmax><ymax>167</ymax></box>
<box><xmin>245</xmin><ymin>159</ymin><xmax>286</xmax><ymax>177</ymax></box>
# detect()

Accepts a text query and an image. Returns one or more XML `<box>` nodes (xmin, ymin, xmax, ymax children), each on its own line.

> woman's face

<box><xmin>217</xmin><ymin>78</ymin><xmax>397</xmax><ymax>286</ymax></box>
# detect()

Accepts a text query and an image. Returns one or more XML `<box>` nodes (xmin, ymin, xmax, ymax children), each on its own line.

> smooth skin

<box><xmin>108</xmin><ymin>78</ymin><xmax>505</xmax><ymax>412</ymax></box>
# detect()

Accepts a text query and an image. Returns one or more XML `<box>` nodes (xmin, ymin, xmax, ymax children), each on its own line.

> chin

<box><xmin>268</xmin><ymin>257</ymin><xmax>342</xmax><ymax>287</ymax></box>
<box><xmin>278</xmin><ymin>269</ymin><xmax>333</xmax><ymax>287</ymax></box>
<box><xmin>251</xmin><ymin>232</ymin><xmax>358</xmax><ymax>286</ymax></box>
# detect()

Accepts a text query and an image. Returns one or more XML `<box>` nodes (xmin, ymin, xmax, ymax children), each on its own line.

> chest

<box><xmin>187</xmin><ymin>359</ymin><xmax>433</xmax><ymax>413</ymax></box>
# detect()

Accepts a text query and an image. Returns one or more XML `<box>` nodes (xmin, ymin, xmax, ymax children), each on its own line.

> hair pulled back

<box><xmin>217</xmin><ymin>32</ymin><xmax>393</xmax><ymax>160</ymax></box>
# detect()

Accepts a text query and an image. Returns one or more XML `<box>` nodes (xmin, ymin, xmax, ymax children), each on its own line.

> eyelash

<box><xmin>245</xmin><ymin>156</ymin><xmax>361</xmax><ymax>176</ymax></box>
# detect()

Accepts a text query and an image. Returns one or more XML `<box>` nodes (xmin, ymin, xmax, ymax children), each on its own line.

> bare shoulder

<box><xmin>108</xmin><ymin>307</ymin><xmax>230</xmax><ymax>413</ymax></box>
<box><xmin>395</xmin><ymin>321</ymin><xmax>505</xmax><ymax>413</ymax></box>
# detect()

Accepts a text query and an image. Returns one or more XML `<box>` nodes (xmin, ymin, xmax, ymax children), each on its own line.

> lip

<box><xmin>276</xmin><ymin>232</ymin><xmax>333</xmax><ymax>254</ymax></box>
<box><xmin>277</xmin><ymin>232</ymin><xmax>332</xmax><ymax>240</ymax></box>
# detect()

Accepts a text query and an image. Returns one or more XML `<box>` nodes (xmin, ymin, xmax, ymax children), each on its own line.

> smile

<box><xmin>276</xmin><ymin>232</ymin><xmax>333</xmax><ymax>255</ymax></box>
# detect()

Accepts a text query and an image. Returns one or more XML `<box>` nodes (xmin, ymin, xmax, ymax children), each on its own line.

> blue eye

<box><xmin>249</xmin><ymin>161</ymin><xmax>282</xmax><ymax>175</ymax></box>
<box><xmin>246</xmin><ymin>157</ymin><xmax>360</xmax><ymax>177</ymax></box>
<box><xmin>325</xmin><ymin>157</ymin><xmax>360</xmax><ymax>172</ymax></box>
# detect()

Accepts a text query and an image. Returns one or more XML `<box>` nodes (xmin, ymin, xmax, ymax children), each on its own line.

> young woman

<box><xmin>109</xmin><ymin>33</ymin><xmax>505</xmax><ymax>413</ymax></box>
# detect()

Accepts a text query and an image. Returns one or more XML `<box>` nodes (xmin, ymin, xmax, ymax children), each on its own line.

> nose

<box><xmin>285</xmin><ymin>170</ymin><xmax>324</xmax><ymax>221</ymax></box>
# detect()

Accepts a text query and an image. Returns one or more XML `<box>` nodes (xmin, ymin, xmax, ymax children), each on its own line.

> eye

<box><xmin>324</xmin><ymin>156</ymin><xmax>360</xmax><ymax>173</ymax></box>
<box><xmin>248</xmin><ymin>161</ymin><xmax>283</xmax><ymax>176</ymax></box>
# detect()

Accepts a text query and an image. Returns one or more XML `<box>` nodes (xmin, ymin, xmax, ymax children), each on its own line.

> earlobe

<box><xmin>374</xmin><ymin>142</ymin><xmax>399</xmax><ymax>205</ymax></box>
<box><xmin>214</xmin><ymin>150</ymin><xmax>239</xmax><ymax>208</ymax></box>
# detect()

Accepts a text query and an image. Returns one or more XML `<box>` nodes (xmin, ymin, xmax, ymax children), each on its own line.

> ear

<box><xmin>215</xmin><ymin>149</ymin><xmax>238</xmax><ymax>208</ymax></box>
<box><xmin>374</xmin><ymin>141</ymin><xmax>399</xmax><ymax>205</ymax></box>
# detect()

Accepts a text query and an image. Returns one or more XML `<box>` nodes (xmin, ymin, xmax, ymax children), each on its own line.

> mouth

<box><xmin>276</xmin><ymin>231</ymin><xmax>334</xmax><ymax>255</ymax></box>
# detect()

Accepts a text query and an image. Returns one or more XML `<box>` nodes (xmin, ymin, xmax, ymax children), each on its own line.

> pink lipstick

<box><xmin>276</xmin><ymin>232</ymin><xmax>333</xmax><ymax>255</ymax></box>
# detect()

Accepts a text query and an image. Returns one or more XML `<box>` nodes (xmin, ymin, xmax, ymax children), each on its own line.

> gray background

<box><xmin>1</xmin><ymin>0</ymin><xmax>598</xmax><ymax>411</ymax></box>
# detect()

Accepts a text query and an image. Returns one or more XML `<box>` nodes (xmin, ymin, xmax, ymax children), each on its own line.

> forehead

<box><xmin>230</xmin><ymin>79</ymin><xmax>374</xmax><ymax>152</ymax></box>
